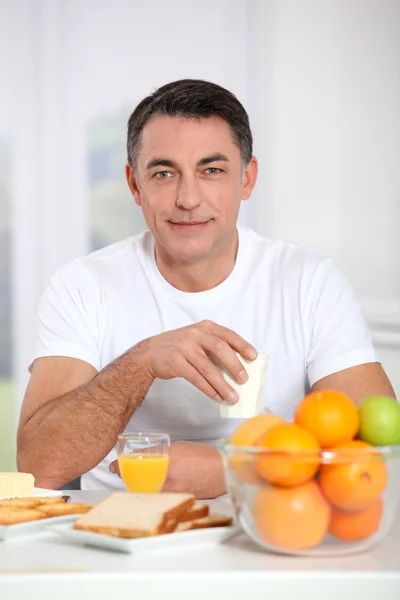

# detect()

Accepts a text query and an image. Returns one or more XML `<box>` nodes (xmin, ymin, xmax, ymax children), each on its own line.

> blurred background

<box><xmin>0</xmin><ymin>0</ymin><xmax>399</xmax><ymax>470</ymax></box>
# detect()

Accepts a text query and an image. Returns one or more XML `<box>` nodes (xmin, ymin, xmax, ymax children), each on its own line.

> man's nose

<box><xmin>175</xmin><ymin>176</ymin><xmax>202</xmax><ymax>211</ymax></box>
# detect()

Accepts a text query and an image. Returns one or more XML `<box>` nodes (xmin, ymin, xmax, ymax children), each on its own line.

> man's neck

<box><xmin>154</xmin><ymin>230</ymin><xmax>239</xmax><ymax>293</ymax></box>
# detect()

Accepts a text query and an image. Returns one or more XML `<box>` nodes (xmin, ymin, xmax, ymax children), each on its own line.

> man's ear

<box><xmin>241</xmin><ymin>156</ymin><xmax>258</xmax><ymax>201</ymax></box>
<box><xmin>126</xmin><ymin>163</ymin><xmax>141</xmax><ymax>206</ymax></box>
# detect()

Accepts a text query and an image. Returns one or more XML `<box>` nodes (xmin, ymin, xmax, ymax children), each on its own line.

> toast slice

<box><xmin>34</xmin><ymin>496</ymin><xmax>67</xmax><ymax>505</ymax></box>
<box><xmin>174</xmin><ymin>513</ymin><xmax>233</xmax><ymax>533</ymax></box>
<box><xmin>36</xmin><ymin>502</ymin><xmax>92</xmax><ymax>518</ymax></box>
<box><xmin>0</xmin><ymin>507</ymin><xmax>46</xmax><ymax>525</ymax></box>
<box><xmin>166</xmin><ymin>504</ymin><xmax>209</xmax><ymax>531</ymax></box>
<box><xmin>74</xmin><ymin>491</ymin><xmax>195</xmax><ymax>538</ymax></box>
<box><xmin>178</xmin><ymin>503</ymin><xmax>209</xmax><ymax>523</ymax></box>
<box><xmin>0</xmin><ymin>498</ymin><xmax>39</xmax><ymax>509</ymax></box>
<box><xmin>0</xmin><ymin>496</ymin><xmax>66</xmax><ymax>509</ymax></box>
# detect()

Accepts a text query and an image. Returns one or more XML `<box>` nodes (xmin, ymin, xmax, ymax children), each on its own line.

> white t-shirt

<box><xmin>32</xmin><ymin>226</ymin><xmax>377</xmax><ymax>490</ymax></box>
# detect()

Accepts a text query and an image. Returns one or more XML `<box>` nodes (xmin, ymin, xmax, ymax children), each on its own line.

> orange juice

<box><xmin>118</xmin><ymin>454</ymin><xmax>170</xmax><ymax>493</ymax></box>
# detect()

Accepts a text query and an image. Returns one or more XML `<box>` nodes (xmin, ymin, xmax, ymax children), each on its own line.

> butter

<box><xmin>0</xmin><ymin>473</ymin><xmax>35</xmax><ymax>497</ymax></box>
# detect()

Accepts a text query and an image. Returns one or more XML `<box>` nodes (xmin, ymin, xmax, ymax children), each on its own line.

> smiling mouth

<box><xmin>168</xmin><ymin>220</ymin><xmax>212</xmax><ymax>228</ymax></box>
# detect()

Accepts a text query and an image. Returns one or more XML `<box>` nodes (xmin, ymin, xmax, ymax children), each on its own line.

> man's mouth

<box><xmin>167</xmin><ymin>220</ymin><xmax>211</xmax><ymax>230</ymax></box>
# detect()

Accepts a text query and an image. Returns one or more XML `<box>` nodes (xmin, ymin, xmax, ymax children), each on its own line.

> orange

<box><xmin>328</xmin><ymin>498</ymin><xmax>383</xmax><ymax>542</ymax></box>
<box><xmin>228</xmin><ymin>454</ymin><xmax>265</xmax><ymax>486</ymax></box>
<box><xmin>253</xmin><ymin>480</ymin><xmax>331</xmax><ymax>550</ymax></box>
<box><xmin>228</xmin><ymin>414</ymin><xmax>285</xmax><ymax>484</ymax></box>
<box><xmin>256</xmin><ymin>423</ymin><xmax>320</xmax><ymax>487</ymax></box>
<box><xmin>319</xmin><ymin>440</ymin><xmax>388</xmax><ymax>510</ymax></box>
<box><xmin>228</xmin><ymin>414</ymin><xmax>285</xmax><ymax>446</ymax></box>
<box><xmin>295</xmin><ymin>389</ymin><xmax>359</xmax><ymax>448</ymax></box>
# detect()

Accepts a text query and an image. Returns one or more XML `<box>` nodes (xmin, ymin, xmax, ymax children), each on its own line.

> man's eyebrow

<box><xmin>145</xmin><ymin>153</ymin><xmax>229</xmax><ymax>170</ymax></box>
<box><xmin>197</xmin><ymin>153</ymin><xmax>229</xmax><ymax>167</ymax></box>
<box><xmin>146</xmin><ymin>158</ymin><xmax>177</xmax><ymax>170</ymax></box>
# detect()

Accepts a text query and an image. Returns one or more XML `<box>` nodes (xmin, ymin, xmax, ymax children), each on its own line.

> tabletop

<box><xmin>1</xmin><ymin>491</ymin><xmax>400</xmax><ymax>600</ymax></box>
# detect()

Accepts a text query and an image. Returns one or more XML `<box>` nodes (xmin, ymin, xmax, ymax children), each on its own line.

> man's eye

<box><xmin>154</xmin><ymin>171</ymin><xmax>172</xmax><ymax>179</ymax></box>
<box><xmin>204</xmin><ymin>168</ymin><xmax>222</xmax><ymax>175</ymax></box>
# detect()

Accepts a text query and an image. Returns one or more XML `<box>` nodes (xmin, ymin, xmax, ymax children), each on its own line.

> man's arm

<box><xmin>311</xmin><ymin>362</ymin><xmax>396</xmax><ymax>403</ymax></box>
<box><xmin>18</xmin><ymin>346</ymin><xmax>154</xmax><ymax>490</ymax></box>
<box><xmin>163</xmin><ymin>441</ymin><xmax>226</xmax><ymax>498</ymax></box>
<box><xmin>18</xmin><ymin>321</ymin><xmax>256</xmax><ymax>490</ymax></box>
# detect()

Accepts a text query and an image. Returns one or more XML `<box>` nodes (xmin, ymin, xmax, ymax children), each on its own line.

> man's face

<box><xmin>126</xmin><ymin>115</ymin><xmax>257</xmax><ymax>263</ymax></box>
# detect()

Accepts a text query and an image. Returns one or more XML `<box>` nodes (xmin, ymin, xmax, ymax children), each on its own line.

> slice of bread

<box><xmin>174</xmin><ymin>513</ymin><xmax>233</xmax><ymax>533</ymax></box>
<box><xmin>178</xmin><ymin>503</ymin><xmax>209</xmax><ymax>523</ymax></box>
<box><xmin>166</xmin><ymin>503</ymin><xmax>209</xmax><ymax>531</ymax></box>
<box><xmin>74</xmin><ymin>491</ymin><xmax>195</xmax><ymax>538</ymax></box>
<box><xmin>33</xmin><ymin>497</ymin><xmax>67</xmax><ymax>505</ymax></box>
<box><xmin>0</xmin><ymin>496</ymin><xmax>66</xmax><ymax>509</ymax></box>
<box><xmin>166</xmin><ymin>518</ymin><xmax>178</xmax><ymax>533</ymax></box>
<box><xmin>36</xmin><ymin>502</ymin><xmax>92</xmax><ymax>518</ymax></box>
<box><xmin>0</xmin><ymin>498</ymin><xmax>39</xmax><ymax>509</ymax></box>
<box><xmin>0</xmin><ymin>507</ymin><xmax>46</xmax><ymax>525</ymax></box>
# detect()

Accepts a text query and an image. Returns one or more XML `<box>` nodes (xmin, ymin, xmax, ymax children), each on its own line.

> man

<box><xmin>17</xmin><ymin>79</ymin><xmax>395</xmax><ymax>497</ymax></box>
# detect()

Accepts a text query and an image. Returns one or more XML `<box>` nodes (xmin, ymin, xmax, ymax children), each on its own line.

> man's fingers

<box><xmin>172</xmin><ymin>351</ymin><xmax>239</xmax><ymax>404</ymax></box>
<box><xmin>204</xmin><ymin>322</ymin><xmax>257</xmax><ymax>360</ymax></box>
<box><xmin>203</xmin><ymin>336</ymin><xmax>248</xmax><ymax>384</ymax></box>
<box><xmin>186</xmin><ymin>349</ymin><xmax>239</xmax><ymax>404</ymax></box>
<box><xmin>109</xmin><ymin>459</ymin><xmax>121</xmax><ymax>477</ymax></box>
<box><xmin>180</xmin><ymin>360</ymin><xmax>224</xmax><ymax>403</ymax></box>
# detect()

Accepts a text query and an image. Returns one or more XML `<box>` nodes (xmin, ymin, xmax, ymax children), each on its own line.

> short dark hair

<box><xmin>127</xmin><ymin>79</ymin><xmax>253</xmax><ymax>169</ymax></box>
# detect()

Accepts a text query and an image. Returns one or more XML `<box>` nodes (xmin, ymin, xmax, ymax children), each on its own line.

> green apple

<box><xmin>358</xmin><ymin>395</ymin><xmax>400</xmax><ymax>446</ymax></box>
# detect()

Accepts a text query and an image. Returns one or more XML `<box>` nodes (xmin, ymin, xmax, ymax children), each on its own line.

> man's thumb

<box><xmin>109</xmin><ymin>460</ymin><xmax>119</xmax><ymax>475</ymax></box>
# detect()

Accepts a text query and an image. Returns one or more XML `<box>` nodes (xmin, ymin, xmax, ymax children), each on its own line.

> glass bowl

<box><xmin>219</xmin><ymin>442</ymin><xmax>400</xmax><ymax>556</ymax></box>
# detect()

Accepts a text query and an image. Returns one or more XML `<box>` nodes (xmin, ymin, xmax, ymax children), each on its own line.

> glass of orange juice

<box><xmin>116</xmin><ymin>432</ymin><xmax>170</xmax><ymax>493</ymax></box>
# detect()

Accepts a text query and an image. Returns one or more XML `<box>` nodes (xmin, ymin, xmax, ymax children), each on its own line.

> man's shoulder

<box><xmin>50</xmin><ymin>231</ymin><xmax>149</xmax><ymax>287</ymax></box>
<box><xmin>243</xmin><ymin>226</ymin><xmax>331</xmax><ymax>274</ymax></box>
<box><xmin>84</xmin><ymin>230</ymin><xmax>147</xmax><ymax>264</ymax></box>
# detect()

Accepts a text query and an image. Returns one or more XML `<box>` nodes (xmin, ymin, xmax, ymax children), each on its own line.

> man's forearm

<box><xmin>17</xmin><ymin>342</ymin><xmax>154</xmax><ymax>489</ymax></box>
<box><xmin>162</xmin><ymin>441</ymin><xmax>227</xmax><ymax>499</ymax></box>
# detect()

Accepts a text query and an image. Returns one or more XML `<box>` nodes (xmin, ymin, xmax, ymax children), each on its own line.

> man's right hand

<box><xmin>140</xmin><ymin>320</ymin><xmax>257</xmax><ymax>404</ymax></box>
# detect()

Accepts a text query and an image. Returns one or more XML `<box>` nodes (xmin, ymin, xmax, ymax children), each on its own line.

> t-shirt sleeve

<box><xmin>305</xmin><ymin>258</ymin><xmax>378</xmax><ymax>387</ymax></box>
<box><xmin>30</xmin><ymin>261</ymin><xmax>101</xmax><ymax>372</ymax></box>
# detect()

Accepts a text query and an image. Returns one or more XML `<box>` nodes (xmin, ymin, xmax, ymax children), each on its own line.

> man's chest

<box><xmin>96</xmin><ymin>288</ymin><xmax>309</xmax><ymax>419</ymax></box>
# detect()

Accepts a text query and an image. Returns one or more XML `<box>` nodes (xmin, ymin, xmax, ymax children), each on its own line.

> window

<box><xmin>88</xmin><ymin>107</ymin><xmax>146</xmax><ymax>250</ymax></box>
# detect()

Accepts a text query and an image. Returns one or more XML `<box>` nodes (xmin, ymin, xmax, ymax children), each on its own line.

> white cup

<box><xmin>218</xmin><ymin>353</ymin><xmax>270</xmax><ymax>418</ymax></box>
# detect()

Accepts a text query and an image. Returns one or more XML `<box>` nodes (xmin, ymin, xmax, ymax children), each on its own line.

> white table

<box><xmin>1</xmin><ymin>491</ymin><xmax>400</xmax><ymax>600</ymax></box>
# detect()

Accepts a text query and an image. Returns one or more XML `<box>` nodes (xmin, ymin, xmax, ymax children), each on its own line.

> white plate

<box><xmin>0</xmin><ymin>514</ymin><xmax>77</xmax><ymax>541</ymax></box>
<box><xmin>50</xmin><ymin>523</ymin><xmax>236</xmax><ymax>554</ymax></box>
<box><xmin>34</xmin><ymin>487</ymin><xmax>63</xmax><ymax>498</ymax></box>
<box><xmin>0</xmin><ymin>487</ymin><xmax>63</xmax><ymax>500</ymax></box>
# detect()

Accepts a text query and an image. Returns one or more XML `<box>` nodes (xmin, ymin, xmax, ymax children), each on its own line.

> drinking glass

<box><xmin>117</xmin><ymin>432</ymin><xmax>170</xmax><ymax>493</ymax></box>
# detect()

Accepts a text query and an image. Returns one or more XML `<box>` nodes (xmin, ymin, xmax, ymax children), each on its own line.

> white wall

<box><xmin>253</xmin><ymin>0</ymin><xmax>400</xmax><ymax>396</ymax></box>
